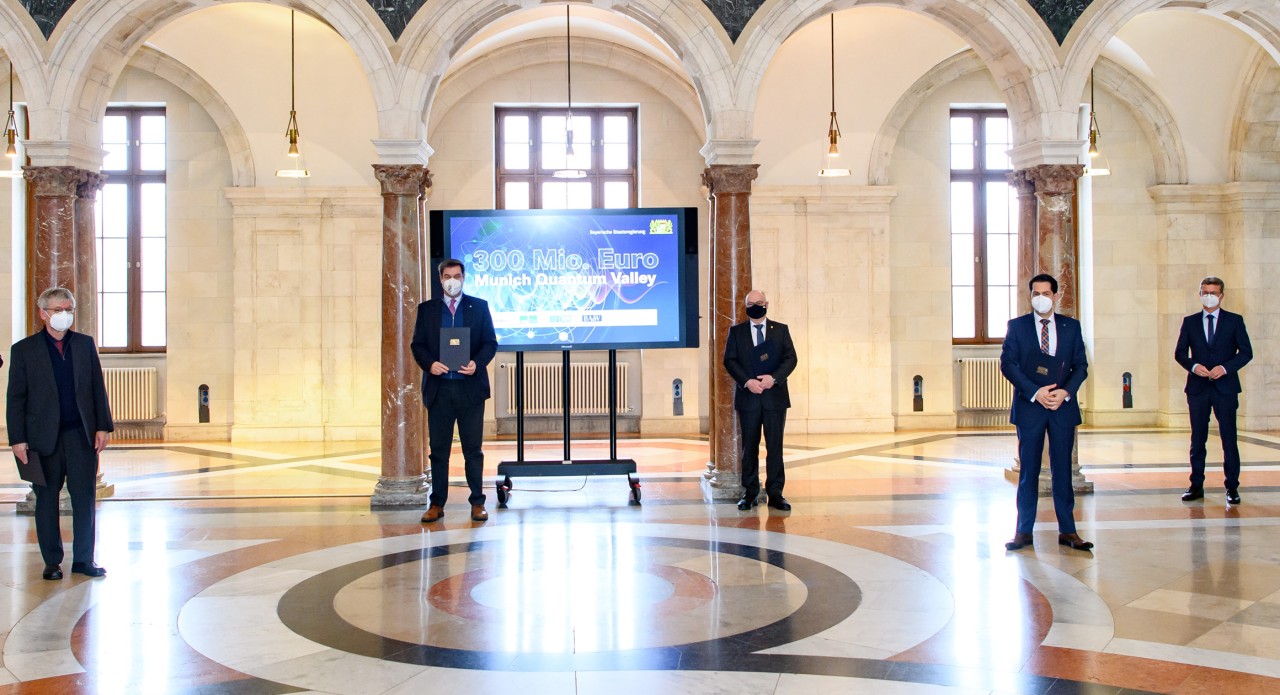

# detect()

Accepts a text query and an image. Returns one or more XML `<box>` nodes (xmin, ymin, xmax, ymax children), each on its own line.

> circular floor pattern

<box><xmin>177</xmin><ymin>523</ymin><xmax>1139</xmax><ymax>693</ymax></box>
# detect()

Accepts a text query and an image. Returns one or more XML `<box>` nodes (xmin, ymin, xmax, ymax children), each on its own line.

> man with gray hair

<box><xmin>1175</xmin><ymin>276</ymin><xmax>1252</xmax><ymax>505</ymax></box>
<box><xmin>6</xmin><ymin>288</ymin><xmax>113</xmax><ymax>580</ymax></box>
<box><xmin>723</xmin><ymin>289</ymin><xmax>798</xmax><ymax>511</ymax></box>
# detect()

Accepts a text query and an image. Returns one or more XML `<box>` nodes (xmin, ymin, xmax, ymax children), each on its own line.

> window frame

<box><xmin>950</xmin><ymin>108</ymin><xmax>1015</xmax><ymax>345</ymax></box>
<box><xmin>494</xmin><ymin>106</ymin><xmax>638</xmax><ymax>210</ymax></box>
<box><xmin>98</xmin><ymin>106</ymin><xmax>167</xmax><ymax>354</ymax></box>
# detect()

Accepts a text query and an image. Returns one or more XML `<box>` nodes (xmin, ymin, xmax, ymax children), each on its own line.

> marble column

<box><xmin>700</xmin><ymin>164</ymin><xmax>759</xmax><ymax>501</ymax></box>
<box><xmin>1009</xmin><ymin>169</ymin><xmax>1037</xmax><ymax>316</ymax></box>
<box><xmin>370</xmin><ymin>164</ymin><xmax>430</xmax><ymax>508</ymax></box>
<box><xmin>24</xmin><ymin>166</ymin><xmax>87</xmax><ymax>335</ymax></box>
<box><xmin>1004</xmin><ymin>163</ymin><xmax>1092</xmax><ymax>495</ymax></box>
<box><xmin>73</xmin><ymin>172</ymin><xmax>107</xmax><ymax>341</ymax></box>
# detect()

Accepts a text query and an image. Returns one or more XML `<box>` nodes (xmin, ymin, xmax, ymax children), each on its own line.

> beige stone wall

<box><xmin>425</xmin><ymin>57</ymin><xmax>709</xmax><ymax>435</ymax></box>
<box><xmin>224</xmin><ymin>188</ymin><xmax>382</xmax><ymax>441</ymax></box>
<box><xmin>750</xmin><ymin>187</ymin><xmax>896</xmax><ymax>432</ymax></box>
<box><xmin>107</xmin><ymin>66</ymin><xmax>238</xmax><ymax>440</ymax></box>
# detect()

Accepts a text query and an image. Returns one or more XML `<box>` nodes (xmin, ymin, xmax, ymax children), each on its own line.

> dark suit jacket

<box><xmin>723</xmin><ymin>320</ymin><xmax>798</xmax><ymax>412</ymax></box>
<box><xmin>410</xmin><ymin>294</ymin><xmax>499</xmax><ymax>408</ymax></box>
<box><xmin>6</xmin><ymin>329</ymin><xmax>114</xmax><ymax>456</ymax></box>
<box><xmin>1000</xmin><ymin>313</ymin><xmax>1088</xmax><ymax>427</ymax></box>
<box><xmin>1175</xmin><ymin>309</ymin><xmax>1252</xmax><ymax>395</ymax></box>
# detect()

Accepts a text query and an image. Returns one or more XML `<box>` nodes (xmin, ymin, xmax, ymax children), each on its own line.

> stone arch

<box><xmin>737</xmin><ymin>0</ymin><xmax>1069</xmax><ymax>147</ymax></box>
<box><xmin>868</xmin><ymin>50</ymin><xmax>1186</xmax><ymax>185</ymax></box>
<box><xmin>1229</xmin><ymin>48</ymin><xmax>1280</xmax><ymax>182</ymax></box>
<box><xmin>32</xmin><ymin>0</ymin><xmax>396</xmax><ymax>166</ymax></box>
<box><xmin>430</xmin><ymin>36</ymin><xmax>703</xmax><ymax>139</ymax></box>
<box><xmin>0</xmin><ymin>0</ymin><xmax>53</xmax><ymax>109</ymax></box>
<box><xmin>395</xmin><ymin>0</ymin><xmax>731</xmax><ymax>150</ymax></box>
<box><xmin>1063</xmin><ymin>0</ymin><xmax>1280</xmax><ymax>108</ymax></box>
<box><xmin>126</xmin><ymin>46</ymin><xmax>256</xmax><ymax>186</ymax></box>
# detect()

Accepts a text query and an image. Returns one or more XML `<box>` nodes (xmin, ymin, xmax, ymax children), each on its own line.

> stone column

<box><xmin>73</xmin><ymin>172</ymin><xmax>107</xmax><ymax>341</ymax></box>
<box><xmin>1004</xmin><ymin>163</ymin><xmax>1092</xmax><ymax>494</ymax></box>
<box><xmin>700</xmin><ymin>164</ymin><xmax>759</xmax><ymax>500</ymax></box>
<box><xmin>370</xmin><ymin>164</ymin><xmax>430</xmax><ymax>507</ymax></box>
<box><xmin>24</xmin><ymin>166</ymin><xmax>87</xmax><ymax>334</ymax></box>
<box><xmin>1009</xmin><ymin>169</ymin><xmax>1037</xmax><ymax>316</ymax></box>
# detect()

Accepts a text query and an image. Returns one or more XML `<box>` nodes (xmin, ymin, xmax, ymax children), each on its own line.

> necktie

<box><xmin>1207</xmin><ymin>314</ymin><xmax>1215</xmax><ymax>345</ymax></box>
<box><xmin>1039</xmin><ymin>319</ymin><xmax>1050</xmax><ymax>355</ymax></box>
<box><xmin>448</xmin><ymin>298</ymin><xmax>457</xmax><ymax>316</ymax></box>
<box><xmin>754</xmin><ymin>323</ymin><xmax>764</xmax><ymax>346</ymax></box>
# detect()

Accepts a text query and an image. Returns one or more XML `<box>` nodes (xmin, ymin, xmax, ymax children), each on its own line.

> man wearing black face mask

<box><xmin>723</xmin><ymin>290</ymin><xmax>798</xmax><ymax>511</ymax></box>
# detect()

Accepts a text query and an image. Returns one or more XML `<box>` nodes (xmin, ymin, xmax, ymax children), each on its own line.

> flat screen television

<box><xmin>428</xmin><ymin>207</ymin><xmax>699</xmax><ymax>351</ymax></box>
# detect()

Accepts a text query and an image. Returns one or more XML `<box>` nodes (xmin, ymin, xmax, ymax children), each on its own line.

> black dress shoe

<box><xmin>70</xmin><ymin>563</ymin><xmax>106</xmax><ymax>578</ymax></box>
<box><xmin>737</xmin><ymin>495</ymin><xmax>756</xmax><ymax>511</ymax></box>
<box><xmin>1181</xmin><ymin>487</ymin><xmax>1204</xmax><ymax>501</ymax></box>
<box><xmin>42</xmin><ymin>565</ymin><xmax>62</xmax><ymax>581</ymax></box>
<box><xmin>767</xmin><ymin>496</ymin><xmax>791</xmax><ymax>511</ymax></box>
<box><xmin>1005</xmin><ymin>533</ymin><xmax>1033</xmax><ymax>551</ymax></box>
<box><xmin>1226</xmin><ymin>489</ymin><xmax>1241</xmax><ymax>505</ymax></box>
<box><xmin>1058</xmin><ymin>533</ymin><xmax>1094</xmax><ymax>551</ymax></box>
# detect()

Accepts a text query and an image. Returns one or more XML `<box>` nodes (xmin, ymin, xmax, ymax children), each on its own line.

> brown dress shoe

<box><xmin>1058</xmin><ymin>533</ymin><xmax>1094</xmax><ymax>551</ymax></box>
<box><xmin>1004</xmin><ymin>533</ymin><xmax>1034</xmax><ymax>550</ymax></box>
<box><xmin>470</xmin><ymin>505</ymin><xmax>488</xmax><ymax>522</ymax></box>
<box><xmin>421</xmin><ymin>504</ymin><xmax>445</xmax><ymax>523</ymax></box>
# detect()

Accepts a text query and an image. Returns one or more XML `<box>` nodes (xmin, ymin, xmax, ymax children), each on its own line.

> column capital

<box><xmin>372</xmin><ymin>139</ymin><xmax>434</xmax><ymax>166</ymax></box>
<box><xmin>1025</xmin><ymin>163</ymin><xmax>1084</xmax><ymax>196</ymax></box>
<box><xmin>372</xmin><ymin>164</ymin><xmax>430</xmax><ymax>196</ymax></box>
<box><xmin>1007</xmin><ymin>168</ymin><xmax>1036</xmax><ymax>195</ymax></box>
<box><xmin>702</xmin><ymin>164</ymin><xmax>759</xmax><ymax>196</ymax></box>
<box><xmin>76</xmin><ymin>171</ymin><xmax>108</xmax><ymax>200</ymax></box>
<box><xmin>23</xmin><ymin>166</ymin><xmax>88</xmax><ymax>197</ymax></box>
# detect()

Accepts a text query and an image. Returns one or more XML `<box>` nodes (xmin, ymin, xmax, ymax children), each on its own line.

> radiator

<box><xmin>502</xmin><ymin>362</ymin><xmax>629</xmax><ymax>416</ymax></box>
<box><xmin>958</xmin><ymin>358</ymin><xmax>1014</xmax><ymax>410</ymax></box>
<box><xmin>103</xmin><ymin>367</ymin><xmax>160</xmax><ymax>421</ymax></box>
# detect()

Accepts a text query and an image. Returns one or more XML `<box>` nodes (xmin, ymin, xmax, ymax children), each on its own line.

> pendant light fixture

<box><xmin>275</xmin><ymin>10</ymin><xmax>310</xmax><ymax>178</ymax></box>
<box><xmin>1</xmin><ymin>63</ymin><xmax>20</xmax><ymax>178</ymax></box>
<box><xmin>818</xmin><ymin>13</ymin><xmax>850</xmax><ymax>178</ymax></box>
<box><xmin>552</xmin><ymin>4</ymin><xmax>586</xmax><ymax>179</ymax></box>
<box><xmin>1085</xmin><ymin>68</ymin><xmax>1110</xmax><ymax>177</ymax></box>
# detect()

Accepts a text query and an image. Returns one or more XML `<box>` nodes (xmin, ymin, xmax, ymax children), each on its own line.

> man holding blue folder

<box><xmin>723</xmin><ymin>290</ymin><xmax>798</xmax><ymax>511</ymax></box>
<box><xmin>1000</xmin><ymin>274</ymin><xmax>1092</xmax><ymax>551</ymax></box>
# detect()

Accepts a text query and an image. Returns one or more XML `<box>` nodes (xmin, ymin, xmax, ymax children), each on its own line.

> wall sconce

<box><xmin>275</xmin><ymin>11</ymin><xmax>310</xmax><ymax>178</ymax></box>
<box><xmin>818</xmin><ymin>14</ymin><xmax>850</xmax><ymax>178</ymax></box>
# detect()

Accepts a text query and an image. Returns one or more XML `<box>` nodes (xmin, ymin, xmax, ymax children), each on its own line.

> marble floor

<box><xmin>2</xmin><ymin>427</ymin><xmax>1280</xmax><ymax>694</ymax></box>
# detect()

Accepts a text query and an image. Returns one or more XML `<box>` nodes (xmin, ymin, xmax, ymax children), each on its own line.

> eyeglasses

<box><xmin>1199</xmin><ymin>291</ymin><xmax>1222</xmax><ymax>297</ymax></box>
<box><xmin>44</xmin><ymin>307</ymin><xmax>74</xmax><ymax>315</ymax></box>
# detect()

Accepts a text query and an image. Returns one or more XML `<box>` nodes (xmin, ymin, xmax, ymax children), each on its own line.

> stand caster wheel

<box><xmin>496</xmin><ymin>477</ymin><xmax>513</xmax><ymax>508</ymax></box>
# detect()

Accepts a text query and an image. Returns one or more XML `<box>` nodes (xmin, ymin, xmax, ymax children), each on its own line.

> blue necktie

<box><xmin>754</xmin><ymin>323</ymin><xmax>764</xmax><ymax>346</ymax></box>
<box><xmin>1207</xmin><ymin>314</ymin><xmax>1215</xmax><ymax>345</ymax></box>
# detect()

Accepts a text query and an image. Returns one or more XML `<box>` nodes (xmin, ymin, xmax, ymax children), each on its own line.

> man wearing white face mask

<box><xmin>411</xmin><ymin>259</ymin><xmax>498</xmax><ymax>523</ymax></box>
<box><xmin>6</xmin><ymin>288</ymin><xmax>113</xmax><ymax>580</ymax></box>
<box><xmin>1000</xmin><ymin>274</ymin><xmax>1091</xmax><ymax>552</ymax></box>
<box><xmin>1175</xmin><ymin>276</ymin><xmax>1252</xmax><ymax>505</ymax></box>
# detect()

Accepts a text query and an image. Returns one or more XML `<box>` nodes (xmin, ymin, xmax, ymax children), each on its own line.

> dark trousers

<box><xmin>1187</xmin><ymin>389</ymin><xmax>1240</xmax><ymax>491</ymax></box>
<box><xmin>1014</xmin><ymin>415</ymin><xmax>1077</xmax><ymax>535</ymax></box>
<box><xmin>34</xmin><ymin>428</ymin><xmax>98</xmax><ymax>567</ymax></box>
<box><xmin>427</xmin><ymin>381</ymin><xmax>486</xmax><ymax>507</ymax></box>
<box><xmin>737</xmin><ymin>407</ymin><xmax>787</xmax><ymax>499</ymax></box>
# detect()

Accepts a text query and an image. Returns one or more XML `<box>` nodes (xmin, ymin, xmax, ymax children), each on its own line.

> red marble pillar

<box><xmin>74</xmin><ymin>172</ymin><xmax>107</xmax><ymax>341</ymax></box>
<box><xmin>371</xmin><ymin>164</ymin><xmax>430</xmax><ymax>507</ymax></box>
<box><xmin>1009</xmin><ymin>169</ymin><xmax>1037</xmax><ymax>316</ymax></box>
<box><xmin>702</xmin><ymin>164</ymin><xmax>758</xmax><ymax>499</ymax></box>
<box><xmin>24</xmin><ymin>166</ymin><xmax>87</xmax><ymax>334</ymax></box>
<box><xmin>1028</xmin><ymin>164</ymin><xmax>1085</xmax><ymax>317</ymax></box>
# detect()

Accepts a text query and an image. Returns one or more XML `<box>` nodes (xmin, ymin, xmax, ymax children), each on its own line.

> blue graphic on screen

<box><xmin>446</xmin><ymin>210</ymin><xmax>687</xmax><ymax>350</ymax></box>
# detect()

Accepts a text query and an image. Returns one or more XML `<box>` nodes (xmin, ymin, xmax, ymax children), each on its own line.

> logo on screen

<box><xmin>649</xmin><ymin>219</ymin><xmax>674</xmax><ymax>235</ymax></box>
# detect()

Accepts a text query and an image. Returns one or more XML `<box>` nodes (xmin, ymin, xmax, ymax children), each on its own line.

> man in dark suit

<box><xmin>6</xmin><ymin>288</ymin><xmax>113</xmax><ymax>580</ymax></box>
<box><xmin>1175</xmin><ymin>276</ymin><xmax>1252</xmax><ymax>505</ymax></box>
<box><xmin>723</xmin><ymin>290</ymin><xmax>798</xmax><ymax>511</ymax></box>
<box><xmin>1000</xmin><ymin>274</ymin><xmax>1092</xmax><ymax>551</ymax></box>
<box><xmin>411</xmin><ymin>259</ymin><xmax>498</xmax><ymax>523</ymax></box>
